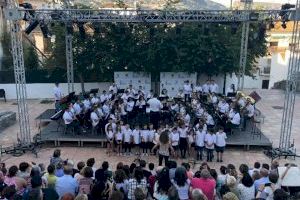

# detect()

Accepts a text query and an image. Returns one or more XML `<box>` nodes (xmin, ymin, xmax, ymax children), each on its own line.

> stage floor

<box><xmin>40</xmin><ymin>120</ymin><xmax>272</xmax><ymax>149</ymax></box>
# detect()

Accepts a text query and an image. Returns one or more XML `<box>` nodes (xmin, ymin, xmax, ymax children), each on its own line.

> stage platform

<box><xmin>40</xmin><ymin>121</ymin><xmax>272</xmax><ymax>149</ymax></box>
<box><xmin>35</xmin><ymin>109</ymin><xmax>56</xmax><ymax>123</ymax></box>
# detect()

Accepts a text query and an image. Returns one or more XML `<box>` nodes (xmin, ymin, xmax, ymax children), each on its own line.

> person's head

<box><xmin>38</xmin><ymin>163</ymin><xmax>45</xmax><ymax>173</ymax></box>
<box><xmin>77</xmin><ymin>161</ymin><xmax>85</xmax><ymax>171</ymax></box>
<box><xmin>31</xmin><ymin>175</ymin><xmax>42</xmax><ymax>188</ymax></box>
<box><xmin>254</xmin><ymin>162</ymin><xmax>261</xmax><ymax>169</ymax></box>
<box><xmin>116</xmin><ymin>162</ymin><xmax>124</xmax><ymax>170</ymax></box>
<box><xmin>67</xmin><ymin>160</ymin><xmax>74</xmax><ymax>168</ymax></box>
<box><xmin>271</xmin><ymin>160</ymin><xmax>280</xmax><ymax>170</ymax></box>
<box><xmin>260</xmin><ymin>168</ymin><xmax>269</xmax><ymax>177</ymax></box>
<box><xmin>226</xmin><ymin>175</ymin><xmax>237</xmax><ymax>188</ymax></box>
<box><xmin>61</xmin><ymin>193</ymin><xmax>75</xmax><ymax>200</ymax></box>
<box><xmin>241</xmin><ymin>173</ymin><xmax>253</xmax><ymax>187</ymax></box>
<box><xmin>143</xmin><ymin>124</ymin><xmax>148</xmax><ymax>130</ymax></box>
<box><xmin>19</xmin><ymin>162</ymin><xmax>30</xmax><ymax>173</ymax></box>
<box><xmin>168</xmin><ymin>186</ymin><xmax>179</xmax><ymax>200</ymax></box>
<box><xmin>223</xmin><ymin>192</ymin><xmax>239</xmax><ymax>200</ymax></box>
<box><xmin>133</xmin><ymin>166</ymin><xmax>144</xmax><ymax>183</ymax></box>
<box><xmin>30</xmin><ymin>167</ymin><xmax>41</xmax><ymax>177</ymax></box>
<box><xmin>269</xmin><ymin>171</ymin><xmax>279</xmax><ymax>184</ymax></box>
<box><xmin>63</xmin><ymin>166</ymin><xmax>73</xmax><ymax>175</ymax></box>
<box><xmin>219</xmin><ymin>184</ymin><xmax>230</xmax><ymax>197</ymax></box>
<box><xmin>55</xmin><ymin>82</ymin><xmax>59</xmax><ymax>87</ymax></box>
<box><xmin>129</xmin><ymin>163</ymin><xmax>136</xmax><ymax>175</ymax></box>
<box><xmin>102</xmin><ymin>161</ymin><xmax>109</xmax><ymax>171</ymax></box>
<box><xmin>174</xmin><ymin>167</ymin><xmax>187</xmax><ymax>187</ymax></box>
<box><xmin>191</xmin><ymin>189</ymin><xmax>207</xmax><ymax>200</ymax></box>
<box><xmin>8</xmin><ymin>165</ymin><xmax>18</xmax><ymax>177</ymax></box>
<box><xmin>2</xmin><ymin>185</ymin><xmax>16</xmax><ymax>199</ymax></box>
<box><xmin>139</xmin><ymin>160</ymin><xmax>146</xmax><ymax>168</ymax></box>
<box><xmin>53</xmin><ymin>149</ymin><xmax>61</xmax><ymax>158</ymax></box>
<box><xmin>28</xmin><ymin>188</ymin><xmax>43</xmax><ymax>200</ymax></box>
<box><xmin>220</xmin><ymin>166</ymin><xmax>227</xmax><ymax>175</ymax></box>
<box><xmin>149</xmin><ymin>123</ymin><xmax>153</xmax><ymax>130</ymax></box>
<box><xmin>273</xmin><ymin>189</ymin><xmax>289</xmax><ymax>200</ymax></box>
<box><xmin>47</xmin><ymin>164</ymin><xmax>55</xmax><ymax>175</ymax></box>
<box><xmin>218</xmin><ymin>126</ymin><xmax>224</xmax><ymax>132</ymax></box>
<box><xmin>149</xmin><ymin>163</ymin><xmax>154</xmax><ymax>171</ymax></box>
<box><xmin>86</xmin><ymin>158</ymin><xmax>95</xmax><ymax>167</ymax></box>
<box><xmin>262</xmin><ymin>163</ymin><xmax>270</xmax><ymax>171</ymax></box>
<box><xmin>182</xmin><ymin>163</ymin><xmax>190</xmax><ymax>171</ymax></box>
<box><xmin>74</xmin><ymin>194</ymin><xmax>88</xmax><ymax>200</ymax></box>
<box><xmin>252</xmin><ymin>170</ymin><xmax>261</xmax><ymax>181</ymax></box>
<box><xmin>209</xmin><ymin>169</ymin><xmax>218</xmax><ymax>181</ymax></box>
<box><xmin>159</xmin><ymin>130</ymin><xmax>170</xmax><ymax>144</ymax></box>
<box><xmin>109</xmin><ymin>191</ymin><xmax>124</xmax><ymax>200</ymax></box>
<box><xmin>200</xmin><ymin>169</ymin><xmax>211</xmax><ymax>179</ymax></box>
<box><xmin>82</xmin><ymin>167</ymin><xmax>93</xmax><ymax>178</ymax></box>
<box><xmin>134</xmin><ymin>187</ymin><xmax>146</xmax><ymax>200</ymax></box>
<box><xmin>239</xmin><ymin>164</ymin><xmax>249</xmax><ymax>175</ymax></box>
<box><xmin>157</xmin><ymin>167</ymin><xmax>172</xmax><ymax>194</ymax></box>
<box><xmin>114</xmin><ymin>169</ymin><xmax>126</xmax><ymax>184</ymax></box>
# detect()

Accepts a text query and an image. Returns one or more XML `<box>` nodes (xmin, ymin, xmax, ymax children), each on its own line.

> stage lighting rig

<box><xmin>40</xmin><ymin>21</ymin><xmax>51</xmax><ymax>38</ymax></box>
<box><xmin>25</xmin><ymin>20</ymin><xmax>39</xmax><ymax>35</ymax></box>
<box><xmin>19</xmin><ymin>2</ymin><xmax>35</xmax><ymax>21</ymax></box>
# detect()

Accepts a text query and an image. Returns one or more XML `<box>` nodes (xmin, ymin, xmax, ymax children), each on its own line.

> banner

<box><xmin>160</xmin><ymin>72</ymin><xmax>197</xmax><ymax>97</ymax></box>
<box><xmin>114</xmin><ymin>72</ymin><xmax>151</xmax><ymax>92</ymax></box>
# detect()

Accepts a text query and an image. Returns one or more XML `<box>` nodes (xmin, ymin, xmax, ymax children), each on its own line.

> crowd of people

<box><xmin>0</xmin><ymin>149</ymin><xmax>298</xmax><ymax>200</ymax></box>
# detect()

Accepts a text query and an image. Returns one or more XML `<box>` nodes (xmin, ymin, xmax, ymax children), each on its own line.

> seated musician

<box><xmin>90</xmin><ymin>107</ymin><xmax>100</xmax><ymax>131</ymax></box>
<box><xmin>171</xmin><ymin>101</ymin><xmax>179</xmax><ymax>114</ymax></box>
<box><xmin>121</xmin><ymin>90</ymin><xmax>130</xmax><ymax>102</ymax></box>
<box><xmin>242</xmin><ymin>98</ymin><xmax>255</xmax><ymax>131</ymax></box>
<box><xmin>236</xmin><ymin>93</ymin><xmax>246</xmax><ymax>108</ymax></box>
<box><xmin>194</xmin><ymin>103</ymin><xmax>204</xmax><ymax>124</ymax></box>
<box><xmin>183</xmin><ymin>111</ymin><xmax>191</xmax><ymax>126</ymax></box>
<box><xmin>63</xmin><ymin>103</ymin><xmax>80</xmax><ymax>134</ymax></box>
<box><xmin>82</xmin><ymin>95</ymin><xmax>91</xmax><ymax>112</ymax></box>
<box><xmin>138</xmin><ymin>85</ymin><xmax>145</xmax><ymax>97</ymax></box>
<box><xmin>108</xmin><ymin>83</ymin><xmax>118</xmax><ymax>94</ymax></box>
<box><xmin>147</xmin><ymin>89</ymin><xmax>154</xmax><ymax>100</ymax></box>
<box><xmin>227</xmin><ymin>84</ymin><xmax>236</xmax><ymax>96</ymax></box>
<box><xmin>126</xmin><ymin>97</ymin><xmax>135</xmax><ymax>123</ymax></box>
<box><xmin>177</xmin><ymin>89</ymin><xmax>184</xmax><ymax>99</ymax></box>
<box><xmin>91</xmin><ymin>94</ymin><xmax>100</xmax><ymax>105</ymax></box>
<box><xmin>204</xmin><ymin>111</ymin><xmax>215</xmax><ymax>129</ymax></box>
<box><xmin>209</xmin><ymin>80</ymin><xmax>219</xmax><ymax>94</ymax></box>
<box><xmin>73</xmin><ymin>97</ymin><xmax>85</xmax><ymax>127</ymax></box>
<box><xmin>127</xmin><ymin>84</ymin><xmax>136</xmax><ymax>97</ymax></box>
<box><xmin>108</xmin><ymin>90</ymin><xmax>114</xmax><ymax>101</ymax></box>
<box><xmin>218</xmin><ymin>98</ymin><xmax>229</xmax><ymax>114</ymax></box>
<box><xmin>202</xmin><ymin>80</ymin><xmax>210</xmax><ymax>94</ymax></box>
<box><xmin>100</xmin><ymin>90</ymin><xmax>108</xmax><ymax>103</ymax></box>
<box><xmin>102</xmin><ymin>100</ymin><xmax>111</xmax><ymax>121</ymax></box>
<box><xmin>194</xmin><ymin>83</ymin><xmax>202</xmax><ymax>93</ymax></box>
<box><xmin>210</xmin><ymin>92</ymin><xmax>218</xmax><ymax>104</ymax></box>
<box><xmin>226</xmin><ymin>107</ymin><xmax>241</xmax><ymax>133</ymax></box>
<box><xmin>161</xmin><ymin>100</ymin><xmax>171</xmax><ymax>124</ymax></box>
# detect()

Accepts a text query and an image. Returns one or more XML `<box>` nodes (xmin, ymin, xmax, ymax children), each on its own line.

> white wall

<box><xmin>0</xmin><ymin>82</ymin><xmax>111</xmax><ymax>100</ymax></box>
<box><xmin>269</xmin><ymin>50</ymin><xmax>290</xmax><ymax>89</ymax></box>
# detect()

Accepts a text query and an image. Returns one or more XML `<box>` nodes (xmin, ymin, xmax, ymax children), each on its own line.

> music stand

<box><xmin>227</xmin><ymin>92</ymin><xmax>236</xmax><ymax>98</ymax></box>
<box><xmin>90</xmin><ymin>88</ymin><xmax>99</xmax><ymax>95</ymax></box>
<box><xmin>117</xmin><ymin>89</ymin><xmax>125</xmax><ymax>94</ymax></box>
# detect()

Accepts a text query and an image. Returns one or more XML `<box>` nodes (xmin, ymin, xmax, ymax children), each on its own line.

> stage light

<box><xmin>19</xmin><ymin>2</ymin><xmax>35</xmax><ymax>21</ymax></box>
<box><xmin>281</xmin><ymin>21</ymin><xmax>287</xmax><ymax>29</ymax></box>
<box><xmin>25</xmin><ymin>20</ymin><xmax>39</xmax><ymax>35</ymax></box>
<box><xmin>77</xmin><ymin>22</ymin><xmax>86</xmax><ymax>39</ymax></box>
<box><xmin>40</xmin><ymin>21</ymin><xmax>51</xmax><ymax>38</ymax></box>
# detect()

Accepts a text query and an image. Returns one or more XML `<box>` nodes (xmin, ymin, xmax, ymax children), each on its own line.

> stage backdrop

<box><xmin>114</xmin><ymin>72</ymin><xmax>152</xmax><ymax>92</ymax></box>
<box><xmin>160</xmin><ymin>72</ymin><xmax>197</xmax><ymax>97</ymax></box>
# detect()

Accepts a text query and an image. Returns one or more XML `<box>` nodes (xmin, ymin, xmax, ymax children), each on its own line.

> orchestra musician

<box><xmin>183</xmin><ymin>80</ymin><xmax>192</xmax><ymax>102</ymax></box>
<box><xmin>63</xmin><ymin>103</ymin><xmax>80</xmax><ymax>134</ymax></box>
<box><xmin>227</xmin><ymin>84</ymin><xmax>236</xmax><ymax>95</ymax></box>
<box><xmin>202</xmin><ymin>80</ymin><xmax>210</xmax><ymax>94</ymax></box>
<box><xmin>217</xmin><ymin>98</ymin><xmax>230</xmax><ymax>114</ymax></box>
<box><xmin>90</xmin><ymin>106</ymin><xmax>100</xmax><ymax>132</ymax></box>
<box><xmin>147</xmin><ymin>94</ymin><xmax>163</xmax><ymax>130</ymax></box>
<box><xmin>225</xmin><ymin>107</ymin><xmax>241</xmax><ymax>133</ymax></box>
<box><xmin>209</xmin><ymin>80</ymin><xmax>219</xmax><ymax>94</ymax></box>
<box><xmin>53</xmin><ymin>82</ymin><xmax>63</xmax><ymax>112</ymax></box>
<box><xmin>108</xmin><ymin>83</ymin><xmax>118</xmax><ymax>94</ymax></box>
<box><xmin>242</xmin><ymin>97</ymin><xmax>255</xmax><ymax>131</ymax></box>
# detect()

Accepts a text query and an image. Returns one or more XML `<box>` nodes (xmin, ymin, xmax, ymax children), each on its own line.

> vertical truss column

<box><xmin>66</xmin><ymin>33</ymin><xmax>74</xmax><ymax>93</ymax></box>
<box><xmin>10</xmin><ymin>21</ymin><xmax>31</xmax><ymax>144</ymax></box>
<box><xmin>279</xmin><ymin>0</ymin><xmax>300</xmax><ymax>150</ymax></box>
<box><xmin>237</xmin><ymin>0</ymin><xmax>252</xmax><ymax>91</ymax></box>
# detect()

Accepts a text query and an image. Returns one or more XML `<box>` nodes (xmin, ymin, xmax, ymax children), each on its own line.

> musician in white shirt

<box><xmin>243</xmin><ymin>99</ymin><xmax>255</xmax><ymax>130</ymax></box>
<box><xmin>109</xmin><ymin>83</ymin><xmax>118</xmax><ymax>94</ymax></box>
<box><xmin>127</xmin><ymin>84</ymin><xmax>136</xmax><ymax>97</ymax></box>
<box><xmin>91</xmin><ymin>95</ymin><xmax>100</xmax><ymax>105</ymax></box>
<box><xmin>183</xmin><ymin>80</ymin><xmax>192</xmax><ymax>102</ymax></box>
<box><xmin>83</xmin><ymin>96</ymin><xmax>91</xmax><ymax>112</ymax></box>
<box><xmin>73</xmin><ymin>99</ymin><xmax>82</xmax><ymax>115</ymax></box>
<box><xmin>205</xmin><ymin>112</ymin><xmax>215</xmax><ymax>129</ymax></box>
<box><xmin>121</xmin><ymin>90</ymin><xmax>130</xmax><ymax>102</ymax></box>
<box><xmin>202</xmin><ymin>80</ymin><xmax>210</xmax><ymax>94</ymax></box>
<box><xmin>226</xmin><ymin>108</ymin><xmax>241</xmax><ymax>133</ymax></box>
<box><xmin>211</xmin><ymin>92</ymin><xmax>218</xmax><ymax>104</ymax></box>
<box><xmin>54</xmin><ymin>82</ymin><xmax>62</xmax><ymax>112</ymax></box>
<box><xmin>178</xmin><ymin>124</ymin><xmax>189</xmax><ymax>158</ymax></box>
<box><xmin>218</xmin><ymin>99</ymin><xmax>229</xmax><ymax>114</ymax></box>
<box><xmin>194</xmin><ymin>84</ymin><xmax>202</xmax><ymax>93</ymax></box>
<box><xmin>63</xmin><ymin>104</ymin><xmax>80</xmax><ymax>134</ymax></box>
<box><xmin>209</xmin><ymin>80</ymin><xmax>219</xmax><ymax>94</ymax></box>
<box><xmin>100</xmin><ymin>90</ymin><xmax>108</xmax><ymax>103</ymax></box>
<box><xmin>176</xmin><ymin>89</ymin><xmax>185</xmax><ymax>99</ymax></box>
<box><xmin>90</xmin><ymin>107</ymin><xmax>100</xmax><ymax>128</ymax></box>
<box><xmin>147</xmin><ymin>94</ymin><xmax>163</xmax><ymax>130</ymax></box>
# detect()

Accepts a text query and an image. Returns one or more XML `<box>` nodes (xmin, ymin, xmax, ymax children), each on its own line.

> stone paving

<box><xmin>0</xmin><ymin>89</ymin><xmax>299</xmax><ymax>171</ymax></box>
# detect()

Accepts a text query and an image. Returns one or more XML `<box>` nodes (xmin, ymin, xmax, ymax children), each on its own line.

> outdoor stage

<box><xmin>36</xmin><ymin>109</ymin><xmax>272</xmax><ymax>149</ymax></box>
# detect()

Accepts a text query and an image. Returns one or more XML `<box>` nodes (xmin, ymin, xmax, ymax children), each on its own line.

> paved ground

<box><xmin>0</xmin><ymin>89</ymin><xmax>299</xmax><ymax>171</ymax></box>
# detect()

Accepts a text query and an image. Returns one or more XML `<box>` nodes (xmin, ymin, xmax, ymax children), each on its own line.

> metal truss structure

<box><xmin>238</xmin><ymin>1</ymin><xmax>252</xmax><ymax>91</ymax></box>
<box><xmin>4</xmin><ymin>2</ymin><xmax>299</xmax><ymax>150</ymax></box>
<box><xmin>279</xmin><ymin>0</ymin><xmax>300</xmax><ymax>151</ymax></box>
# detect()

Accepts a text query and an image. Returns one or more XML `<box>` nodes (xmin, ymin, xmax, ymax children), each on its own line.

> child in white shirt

<box><xmin>170</xmin><ymin>127</ymin><xmax>180</xmax><ymax>159</ymax></box>
<box><xmin>123</xmin><ymin>124</ymin><xmax>133</xmax><ymax>156</ymax></box>
<box><xmin>215</xmin><ymin>126</ymin><xmax>227</xmax><ymax>162</ymax></box>
<box><xmin>148</xmin><ymin>124</ymin><xmax>155</xmax><ymax>154</ymax></box>
<box><xmin>132</xmin><ymin>124</ymin><xmax>141</xmax><ymax>155</ymax></box>
<box><xmin>205</xmin><ymin>129</ymin><xmax>216</xmax><ymax>162</ymax></box>
<box><xmin>140</xmin><ymin>124</ymin><xmax>149</xmax><ymax>155</ymax></box>
<box><xmin>106</xmin><ymin>125</ymin><xmax>114</xmax><ymax>156</ymax></box>
<box><xmin>195</xmin><ymin>125</ymin><xmax>206</xmax><ymax>161</ymax></box>
<box><xmin>115</xmin><ymin>126</ymin><xmax>123</xmax><ymax>156</ymax></box>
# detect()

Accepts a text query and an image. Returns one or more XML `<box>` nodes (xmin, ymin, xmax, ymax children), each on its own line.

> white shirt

<box><xmin>73</xmin><ymin>103</ymin><xmax>82</xmax><ymax>115</ymax></box>
<box><xmin>102</xmin><ymin>104</ymin><xmax>110</xmax><ymax>116</ymax></box>
<box><xmin>100</xmin><ymin>94</ymin><xmax>108</xmax><ymax>103</ymax></box>
<box><xmin>215</xmin><ymin>131</ymin><xmax>227</xmax><ymax>147</ymax></box>
<box><xmin>205</xmin><ymin>134</ymin><xmax>216</xmax><ymax>149</ymax></box>
<box><xmin>132</xmin><ymin>129</ymin><xmax>140</xmax><ymax>144</ymax></box>
<box><xmin>183</xmin><ymin>84</ymin><xmax>192</xmax><ymax>95</ymax></box>
<box><xmin>246</xmin><ymin>104</ymin><xmax>255</xmax><ymax>117</ymax></box>
<box><xmin>231</xmin><ymin>112</ymin><xmax>241</xmax><ymax>125</ymax></box>
<box><xmin>140</xmin><ymin>130</ymin><xmax>149</xmax><ymax>142</ymax></box>
<box><xmin>218</xmin><ymin>102</ymin><xmax>229</xmax><ymax>114</ymax></box>
<box><xmin>171</xmin><ymin>104</ymin><xmax>179</xmax><ymax>113</ymax></box>
<box><xmin>126</xmin><ymin>101</ymin><xmax>135</xmax><ymax>112</ymax></box>
<box><xmin>170</xmin><ymin>131</ymin><xmax>180</xmax><ymax>146</ymax></box>
<box><xmin>206</xmin><ymin>114</ymin><xmax>215</xmax><ymax>125</ymax></box>
<box><xmin>90</xmin><ymin>112</ymin><xmax>99</xmax><ymax>127</ymax></box>
<box><xmin>238</xmin><ymin>98</ymin><xmax>246</xmax><ymax>107</ymax></box>
<box><xmin>147</xmin><ymin>98</ymin><xmax>162</xmax><ymax>112</ymax></box>
<box><xmin>109</xmin><ymin>85</ymin><xmax>118</xmax><ymax>94</ymax></box>
<box><xmin>178</xmin><ymin>127</ymin><xmax>188</xmax><ymax>138</ymax></box>
<box><xmin>105</xmin><ymin>122</ymin><xmax>117</xmax><ymax>134</ymax></box>
<box><xmin>115</xmin><ymin>131</ymin><xmax>123</xmax><ymax>141</ymax></box>
<box><xmin>202</xmin><ymin>84</ymin><xmax>210</xmax><ymax>93</ymax></box>
<box><xmin>106</xmin><ymin>130</ymin><xmax>114</xmax><ymax>140</ymax></box>
<box><xmin>184</xmin><ymin>114</ymin><xmax>190</xmax><ymax>125</ymax></box>
<box><xmin>83</xmin><ymin>99</ymin><xmax>91</xmax><ymax>111</ymax></box>
<box><xmin>123</xmin><ymin>128</ymin><xmax>132</xmax><ymax>143</ymax></box>
<box><xmin>195</xmin><ymin>130</ymin><xmax>206</xmax><ymax>147</ymax></box>
<box><xmin>195</xmin><ymin>85</ymin><xmax>202</xmax><ymax>92</ymax></box>
<box><xmin>211</xmin><ymin>95</ymin><xmax>218</xmax><ymax>104</ymax></box>
<box><xmin>195</xmin><ymin>105</ymin><xmax>204</xmax><ymax>118</ymax></box>
<box><xmin>91</xmin><ymin>97</ymin><xmax>100</xmax><ymax>105</ymax></box>
<box><xmin>54</xmin><ymin>86</ymin><xmax>62</xmax><ymax>101</ymax></box>
<box><xmin>148</xmin><ymin>130</ymin><xmax>155</xmax><ymax>142</ymax></box>
<box><xmin>210</xmin><ymin>83</ymin><xmax>219</xmax><ymax>93</ymax></box>
<box><xmin>121</xmin><ymin>93</ymin><xmax>130</xmax><ymax>101</ymax></box>
<box><xmin>63</xmin><ymin>111</ymin><xmax>73</xmax><ymax>125</ymax></box>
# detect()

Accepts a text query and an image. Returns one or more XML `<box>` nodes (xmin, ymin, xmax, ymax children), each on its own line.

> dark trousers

<box><xmin>141</xmin><ymin>142</ymin><xmax>147</xmax><ymax>153</ymax></box>
<box><xmin>158</xmin><ymin>154</ymin><xmax>169</xmax><ymax>166</ymax></box>
<box><xmin>184</xmin><ymin>94</ymin><xmax>190</xmax><ymax>102</ymax></box>
<box><xmin>150</xmin><ymin>111</ymin><xmax>160</xmax><ymax>130</ymax></box>
<box><xmin>196</xmin><ymin>146</ymin><xmax>204</xmax><ymax>160</ymax></box>
<box><xmin>206</xmin><ymin>148</ymin><xmax>214</xmax><ymax>162</ymax></box>
<box><xmin>179</xmin><ymin>138</ymin><xmax>188</xmax><ymax>158</ymax></box>
<box><xmin>124</xmin><ymin>142</ymin><xmax>131</xmax><ymax>153</ymax></box>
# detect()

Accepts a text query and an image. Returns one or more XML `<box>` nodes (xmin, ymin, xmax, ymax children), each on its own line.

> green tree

<box><xmin>24</xmin><ymin>45</ymin><xmax>40</xmax><ymax>70</ymax></box>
